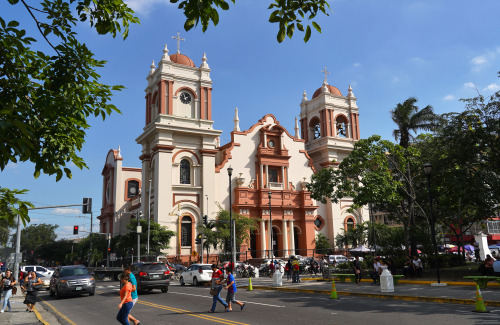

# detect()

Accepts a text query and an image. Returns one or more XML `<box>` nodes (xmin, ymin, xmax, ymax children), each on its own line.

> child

<box><xmin>224</xmin><ymin>267</ymin><xmax>245</xmax><ymax>312</ymax></box>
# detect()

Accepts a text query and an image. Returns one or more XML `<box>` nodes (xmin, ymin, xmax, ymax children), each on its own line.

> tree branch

<box><xmin>20</xmin><ymin>0</ymin><xmax>60</xmax><ymax>56</ymax></box>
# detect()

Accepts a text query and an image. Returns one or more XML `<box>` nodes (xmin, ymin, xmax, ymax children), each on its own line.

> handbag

<box><xmin>209</xmin><ymin>287</ymin><xmax>218</xmax><ymax>296</ymax></box>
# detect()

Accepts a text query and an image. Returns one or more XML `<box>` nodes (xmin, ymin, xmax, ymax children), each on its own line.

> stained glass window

<box><xmin>180</xmin><ymin>159</ymin><xmax>190</xmax><ymax>184</ymax></box>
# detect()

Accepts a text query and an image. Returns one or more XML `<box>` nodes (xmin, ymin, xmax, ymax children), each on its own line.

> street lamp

<box><xmin>268</xmin><ymin>191</ymin><xmax>273</xmax><ymax>264</ymax></box>
<box><xmin>228</xmin><ymin>166</ymin><xmax>234</xmax><ymax>273</ymax></box>
<box><xmin>424</xmin><ymin>163</ymin><xmax>441</xmax><ymax>284</ymax></box>
<box><xmin>107</xmin><ymin>233</ymin><xmax>111</xmax><ymax>267</ymax></box>
<box><xmin>137</xmin><ymin>210</ymin><xmax>143</xmax><ymax>263</ymax></box>
<box><xmin>147</xmin><ymin>178</ymin><xmax>151</xmax><ymax>256</ymax></box>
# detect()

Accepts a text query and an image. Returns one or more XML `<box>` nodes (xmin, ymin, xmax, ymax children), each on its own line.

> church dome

<box><xmin>170</xmin><ymin>53</ymin><xmax>196</xmax><ymax>67</ymax></box>
<box><xmin>312</xmin><ymin>85</ymin><xmax>343</xmax><ymax>98</ymax></box>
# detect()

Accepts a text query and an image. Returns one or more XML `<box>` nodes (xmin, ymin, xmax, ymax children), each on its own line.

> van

<box><xmin>20</xmin><ymin>265</ymin><xmax>53</xmax><ymax>277</ymax></box>
<box><xmin>328</xmin><ymin>255</ymin><xmax>348</xmax><ymax>264</ymax></box>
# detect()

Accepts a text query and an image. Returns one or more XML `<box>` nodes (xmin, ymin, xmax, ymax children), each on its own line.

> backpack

<box><xmin>293</xmin><ymin>263</ymin><xmax>299</xmax><ymax>271</ymax></box>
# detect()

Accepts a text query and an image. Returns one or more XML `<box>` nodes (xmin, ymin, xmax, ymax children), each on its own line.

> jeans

<box><xmin>116</xmin><ymin>301</ymin><xmax>133</xmax><ymax>325</ymax></box>
<box><xmin>210</xmin><ymin>287</ymin><xmax>228</xmax><ymax>311</ymax></box>
<box><xmin>355</xmin><ymin>271</ymin><xmax>362</xmax><ymax>284</ymax></box>
<box><xmin>293</xmin><ymin>270</ymin><xmax>300</xmax><ymax>283</ymax></box>
<box><xmin>2</xmin><ymin>289</ymin><xmax>12</xmax><ymax>311</ymax></box>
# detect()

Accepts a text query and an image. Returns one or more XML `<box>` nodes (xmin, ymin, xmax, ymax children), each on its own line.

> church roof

<box><xmin>312</xmin><ymin>85</ymin><xmax>343</xmax><ymax>98</ymax></box>
<box><xmin>170</xmin><ymin>53</ymin><xmax>195</xmax><ymax>67</ymax></box>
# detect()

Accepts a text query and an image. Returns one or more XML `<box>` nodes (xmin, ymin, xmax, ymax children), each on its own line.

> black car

<box><xmin>49</xmin><ymin>265</ymin><xmax>95</xmax><ymax>299</ymax></box>
<box><xmin>132</xmin><ymin>262</ymin><xmax>171</xmax><ymax>293</ymax></box>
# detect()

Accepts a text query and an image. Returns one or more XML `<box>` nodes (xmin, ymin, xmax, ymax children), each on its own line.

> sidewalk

<box><xmin>0</xmin><ymin>291</ymin><xmax>61</xmax><ymax>325</ymax></box>
<box><xmin>238</xmin><ymin>275</ymin><xmax>500</xmax><ymax>306</ymax></box>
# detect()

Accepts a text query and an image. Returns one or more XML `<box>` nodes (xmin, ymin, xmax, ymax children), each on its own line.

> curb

<box><xmin>34</xmin><ymin>307</ymin><xmax>50</xmax><ymax>325</ymax></box>
<box><xmin>241</xmin><ymin>285</ymin><xmax>500</xmax><ymax>307</ymax></box>
<box><xmin>299</xmin><ymin>277</ymin><xmax>500</xmax><ymax>287</ymax></box>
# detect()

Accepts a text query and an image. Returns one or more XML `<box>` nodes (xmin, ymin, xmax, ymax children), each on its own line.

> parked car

<box><xmin>49</xmin><ymin>265</ymin><xmax>95</xmax><ymax>299</ymax></box>
<box><xmin>35</xmin><ymin>272</ymin><xmax>51</xmax><ymax>290</ymax></box>
<box><xmin>132</xmin><ymin>262</ymin><xmax>171</xmax><ymax>293</ymax></box>
<box><xmin>328</xmin><ymin>255</ymin><xmax>349</xmax><ymax>264</ymax></box>
<box><xmin>21</xmin><ymin>265</ymin><xmax>53</xmax><ymax>278</ymax></box>
<box><xmin>179</xmin><ymin>264</ymin><xmax>213</xmax><ymax>286</ymax></box>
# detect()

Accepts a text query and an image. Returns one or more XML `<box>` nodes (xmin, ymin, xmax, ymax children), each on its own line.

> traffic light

<box><xmin>82</xmin><ymin>198</ymin><xmax>92</xmax><ymax>214</ymax></box>
<box><xmin>195</xmin><ymin>234</ymin><xmax>202</xmax><ymax>244</ymax></box>
<box><xmin>73</xmin><ymin>226</ymin><xmax>79</xmax><ymax>235</ymax></box>
<box><xmin>203</xmin><ymin>215</ymin><xmax>208</xmax><ymax>225</ymax></box>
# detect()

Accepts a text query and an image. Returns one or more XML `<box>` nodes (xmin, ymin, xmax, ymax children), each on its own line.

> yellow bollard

<box><xmin>330</xmin><ymin>279</ymin><xmax>338</xmax><ymax>299</ymax></box>
<box><xmin>248</xmin><ymin>277</ymin><xmax>253</xmax><ymax>291</ymax></box>
<box><xmin>473</xmin><ymin>284</ymin><xmax>489</xmax><ymax>313</ymax></box>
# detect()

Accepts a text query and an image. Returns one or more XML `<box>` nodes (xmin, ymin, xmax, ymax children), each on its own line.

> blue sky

<box><xmin>1</xmin><ymin>0</ymin><xmax>499</xmax><ymax>239</ymax></box>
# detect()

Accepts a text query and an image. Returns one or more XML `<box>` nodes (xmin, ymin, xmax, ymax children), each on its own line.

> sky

<box><xmin>1</xmin><ymin>0</ymin><xmax>499</xmax><ymax>240</ymax></box>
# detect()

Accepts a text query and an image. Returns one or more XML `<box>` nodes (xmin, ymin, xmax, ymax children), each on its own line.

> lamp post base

<box><xmin>430</xmin><ymin>282</ymin><xmax>447</xmax><ymax>287</ymax></box>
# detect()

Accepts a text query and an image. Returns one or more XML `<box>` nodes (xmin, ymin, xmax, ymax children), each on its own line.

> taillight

<box><xmin>139</xmin><ymin>272</ymin><xmax>147</xmax><ymax>277</ymax></box>
<box><xmin>199</xmin><ymin>269</ymin><xmax>203</xmax><ymax>274</ymax></box>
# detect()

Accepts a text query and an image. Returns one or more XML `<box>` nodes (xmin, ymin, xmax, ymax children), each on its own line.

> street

<box><xmin>34</xmin><ymin>279</ymin><xmax>500</xmax><ymax>325</ymax></box>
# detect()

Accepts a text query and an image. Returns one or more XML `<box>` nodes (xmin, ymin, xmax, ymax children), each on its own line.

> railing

<box><xmin>268</xmin><ymin>182</ymin><xmax>283</xmax><ymax>190</ymax></box>
<box><xmin>487</xmin><ymin>220</ymin><xmax>500</xmax><ymax>234</ymax></box>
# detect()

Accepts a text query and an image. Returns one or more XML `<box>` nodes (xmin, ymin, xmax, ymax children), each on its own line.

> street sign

<box><xmin>191</xmin><ymin>250</ymin><xmax>198</xmax><ymax>257</ymax></box>
<box><xmin>110</xmin><ymin>253</ymin><xmax>117</xmax><ymax>261</ymax></box>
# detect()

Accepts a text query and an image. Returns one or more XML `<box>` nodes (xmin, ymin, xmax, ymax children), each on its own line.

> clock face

<box><xmin>180</xmin><ymin>92</ymin><xmax>192</xmax><ymax>104</ymax></box>
<box><xmin>268</xmin><ymin>140</ymin><xmax>275</xmax><ymax>148</ymax></box>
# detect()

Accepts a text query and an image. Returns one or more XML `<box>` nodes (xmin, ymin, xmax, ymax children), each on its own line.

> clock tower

<box><xmin>136</xmin><ymin>40</ymin><xmax>222</xmax><ymax>257</ymax></box>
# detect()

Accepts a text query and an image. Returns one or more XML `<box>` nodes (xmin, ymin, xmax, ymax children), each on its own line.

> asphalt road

<box><xmin>37</xmin><ymin>281</ymin><xmax>500</xmax><ymax>325</ymax></box>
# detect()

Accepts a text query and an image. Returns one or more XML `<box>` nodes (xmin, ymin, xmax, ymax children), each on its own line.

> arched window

<box><xmin>180</xmin><ymin>159</ymin><xmax>191</xmax><ymax>184</ymax></box>
<box><xmin>336</xmin><ymin>116</ymin><xmax>348</xmax><ymax>137</ymax></box>
<box><xmin>181</xmin><ymin>216</ymin><xmax>192</xmax><ymax>246</ymax></box>
<box><xmin>346</xmin><ymin>217</ymin><xmax>355</xmax><ymax>232</ymax></box>
<box><xmin>309</xmin><ymin>118</ymin><xmax>321</xmax><ymax>140</ymax></box>
<box><xmin>126</xmin><ymin>180</ymin><xmax>139</xmax><ymax>198</ymax></box>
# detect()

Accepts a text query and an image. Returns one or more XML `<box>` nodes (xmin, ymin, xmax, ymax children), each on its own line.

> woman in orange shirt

<box><xmin>117</xmin><ymin>273</ymin><xmax>134</xmax><ymax>325</ymax></box>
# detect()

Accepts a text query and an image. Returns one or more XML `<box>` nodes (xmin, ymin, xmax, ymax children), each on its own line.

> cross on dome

<box><xmin>321</xmin><ymin>66</ymin><xmax>330</xmax><ymax>83</ymax></box>
<box><xmin>172</xmin><ymin>31</ymin><xmax>185</xmax><ymax>54</ymax></box>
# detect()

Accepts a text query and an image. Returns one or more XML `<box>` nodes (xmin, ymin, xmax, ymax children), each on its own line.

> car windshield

<box><xmin>200</xmin><ymin>265</ymin><xmax>211</xmax><ymax>270</ymax></box>
<box><xmin>60</xmin><ymin>268</ymin><xmax>89</xmax><ymax>277</ymax></box>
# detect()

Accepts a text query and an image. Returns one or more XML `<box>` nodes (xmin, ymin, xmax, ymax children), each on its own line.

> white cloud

<box><xmin>471</xmin><ymin>55</ymin><xmax>487</xmax><ymax>65</ymax></box>
<box><xmin>464</xmin><ymin>82</ymin><xmax>476</xmax><ymax>88</ymax></box>
<box><xmin>483</xmin><ymin>83</ymin><xmax>500</xmax><ymax>92</ymax></box>
<box><xmin>353</xmin><ymin>63</ymin><xmax>361</xmax><ymax>67</ymax></box>
<box><xmin>443</xmin><ymin>95</ymin><xmax>455</xmax><ymax>101</ymax></box>
<box><xmin>52</xmin><ymin>208</ymin><xmax>81</xmax><ymax>215</ymax></box>
<box><xmin>393</xmin><ymin>76</ymin><xmax>400</xmax><ymax>83</ymax></box>
<box><xmin>411</xmin><ymin>57</ymin><xmax>425</xmax><ymax>64</ymax></box>
<box><xmin>125</xmin><ymin>0</ymin><xmax>172</xmax><ymax>15</ymax></box>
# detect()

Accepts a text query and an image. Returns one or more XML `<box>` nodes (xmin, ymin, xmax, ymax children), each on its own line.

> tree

<box><xmin>314</xmin><ymin>233</ymin><xmax>331</xmax><ymax>255</ymax></box>
<box><xmin>390</xmin><ymin>97</ymin><xmax>438</xmax><ymax>256</ymax></box>
<box><xmin>1</xmin><ymin>1</ymin><xmax>139</xmax><ymax>224</ymax></box>
<box><xmin>198</xmin><ymin>220</ymin><xmax>220</xmax><ymax>263</ymax></box>
<box><xmin>0</xmin><ymin>188</ymin><xmax>34</xmax><ymax>225</ymax></box>
<box><xmin>171</xmin><ymin>0</ymin><xmax>331</xmax><ymax>43</ymax></box>
<box><xmin>12</xmin><ymin>223</ymin><xmax>58</xmax><ymax>264</ymax></box>
<box><xmin>37</xmin><ymin>239</ymin><xmax>75</xmax><ymax>265</ymax></box>
<box><xmin>114</xmin><ymin>219</ymin><xmax>176</xmax><ymax>257</ymax></box>
<box><xmin>213</xmin><ymin>208</ymin><xmax>257</xmax><ymax>254</ymax></box>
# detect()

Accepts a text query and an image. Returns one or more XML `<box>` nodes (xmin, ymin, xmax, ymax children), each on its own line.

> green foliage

<box><xmin>314</xmin><ymin>233</ymin><xmax>331</xmax><ymax>255</ymax></box>
<box><xmin>0</xmin><ymin>187</ymin><xmax>33</xmax><ymax>225</ymax></box>
<box><xmin>213</xmin><ymin>208</ymin><xmax>257</xmax><ymax>251</ymax></box>
<box><xmin>170</xmin><ymin>0</ymin><xmax>331</xmax><ymax>43</ymax></box>
<box><xmin>13</xmin><ymin>223</ymin><xmax>58</xmax><ymax>264</ymax></box>
<box><xmin>37</xmin><ymin>239</ymin><xmax>75</xmax><ymax>265</ymax></box>
<box><xmin>114</xmin><ymin>219</ymin><xmax>176</xmax><ymax>256</ymax></box>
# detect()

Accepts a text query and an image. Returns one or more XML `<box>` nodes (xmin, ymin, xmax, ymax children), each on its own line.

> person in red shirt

<box><xmin>205</xmin><ymin>264</ymin><xmax>228</xmax><ymax>313</ymax></box>
<box><xmin>117</xmin><ymin>273</ymin><xmax>134</xmax><ymax>325</ymax></box>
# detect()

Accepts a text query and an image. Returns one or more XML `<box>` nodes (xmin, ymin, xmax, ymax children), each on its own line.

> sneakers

<box><xmin>241</xmin><ymin>303</ymin><xmax>246</xmax><ymax>311</ymax></box>
<box><xmin>0</xmin><ymin>310</ymin><xmax>4</xmax><ymax>313</ymax></box>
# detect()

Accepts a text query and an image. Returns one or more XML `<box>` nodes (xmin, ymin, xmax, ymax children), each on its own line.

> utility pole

<box><xmin>147</xmin><ymin>178</ymin><xmax>151</xmax><ymax>256</ymax></box>
<box><xmin>137</xmin><ymin>210</ymin><xmax>142</xmax><ymax>262</ymax></box>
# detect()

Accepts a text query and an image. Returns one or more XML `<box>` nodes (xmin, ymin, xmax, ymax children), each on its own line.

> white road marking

<box><xmin>170</xmin><ymin>291</ymin><xmax>285</xmax><ymax>308</ymax></box>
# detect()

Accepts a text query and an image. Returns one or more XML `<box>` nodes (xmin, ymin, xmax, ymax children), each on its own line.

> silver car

<box><xmin>49</xmin><ymin>265</ymin><xmax>95</xmax><ymax>299</ymax></box>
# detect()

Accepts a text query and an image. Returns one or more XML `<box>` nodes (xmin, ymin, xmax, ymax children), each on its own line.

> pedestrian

<box><xmin>224</xmin><ymin>267</ymin><xmax>245</xmax><ymax>312</ymax></box>
<box><xmin>116</xmin><ymin>273</ymin><xmax>133</xmax><ymax>325</ymax></box>
<box><xmin>285</xmin><ymin>260</ymin><xmax>292</xmax><ymax>281</ymax></box>
<box><xmin>269</xmin><ymin>260</ymin><xmax>275</xmax><ymax>277</ymax></box>
<box><xmin>205</xmin><ymin>264</ymin><xmax>228</xmax><ymax>313</ymax></box>
<box><xmin>411</xmin><ymin>255</ymin><xmax>423</xmax><ymax>278</ymax></box>
<box><xmin>22</xmin><ymin>271</ymin><xmax>42</xmax><ymax>312</ymax></box>
<box><xmin>474</xmin><ymin>241</ymin><xmax>480</xmax><ymax>262</ymax></box>
<box><xmin>1</xmin><ymin>269</ymin><xmax>17</xmax><ymax>313</ymax></box>
<box><xmin>353</xmin><ymin>256</ymin><xmax>362</xmax><ymax>285</ymax></box>
<box><xmin>370</xmin><ymin>257</ymin><xmax>381</xmax><ymax>285</ymax></box>
<box><xmin>310</xmin><ymin>258</ymin><xmax>317</xmax><ymax>275</ymax></box>
<box><xmin>402</xmin><ymin>256</ymin><xmax>412</xmax><ymax>278</ymax></box>
<box><xmin>123</xmin><ymin>266</ymin><xmax>140</xmax><ymax>325</ymax></box>
<box><xmin>292</xmin><ymin>258</ymin><xmax>300</xmax><ymax>283</ymax></box>
<box><xmin>481</xmin><ymin>254</ymin><xmax>496</xmax><ymax>276</ymax></box>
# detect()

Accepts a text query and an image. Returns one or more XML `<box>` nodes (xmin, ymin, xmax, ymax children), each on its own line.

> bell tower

<box><xmin>136</xmin><ymin>38</ymin><xmax>222</xmax><ymax>257</ymax></box>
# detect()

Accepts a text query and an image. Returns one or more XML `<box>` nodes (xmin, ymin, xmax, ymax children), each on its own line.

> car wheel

<box><xmin>55</xmin><ymin>288</ymin><xmax>62</xmax><ymax>300</ymax></box>
<box><xmin>50</xmin><ymin>288</ymin><xmax>55</xmax><ymax>297</ymax></box>
<box><xmin>89</xmin><ymin>291</ymin><xmax>95</xmax><ymax>296</ymax></box>
<box><xmin>193</xmin><ymin>277</ymin><xmax>199</xmax><ymax>286</ymax></box>
<box><xmin>161</xmin><ymin>287</ymin><xmax>168</xmax><ymax>293</ymax></box>
<box><xmin>180</xmin><ymin>277</ymin><xmax>185</xmax><ymax>286</ymax></box>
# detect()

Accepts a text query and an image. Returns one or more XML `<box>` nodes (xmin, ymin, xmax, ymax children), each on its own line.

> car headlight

<box><xmin>59</xmin><ymin>280</ymin><xmax>68</xmax><ymax>285</ymax></box>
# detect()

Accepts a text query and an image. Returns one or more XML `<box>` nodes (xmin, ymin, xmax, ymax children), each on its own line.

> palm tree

<box><xmin>391</xmin><ymin>97</ymin><xmax>437</xmax><ymax>148</ymax></box>
<box><xmin>391</xmin><ymin>97</ymin><xmax>438</xmax><ymax>257</ymax></box>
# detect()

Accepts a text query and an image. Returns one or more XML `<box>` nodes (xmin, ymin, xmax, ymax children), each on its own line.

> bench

<box><xmin>392</xmin><ymin>275</ymin><xmax>404</xmax><ymax>285</ymax></box>
<box><xmin>463</xmin><ymin>276</ymin><xmax>499</xmax><ymax>289</ymax></box>
<box><xmin>332</xmin><ymin>274</ymin><xmax>356</xmax><ymax>283</ymax></box>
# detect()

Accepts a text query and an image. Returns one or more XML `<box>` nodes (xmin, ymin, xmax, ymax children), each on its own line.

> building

<box><xmin>98</xmin><ymin>42</ymin><xmax>367</xmax><ymax>263</ymax></box>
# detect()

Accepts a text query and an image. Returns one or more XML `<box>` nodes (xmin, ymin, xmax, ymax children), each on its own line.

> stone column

<box><xmin>266</xmin><ymin>165</ymin><xmax>269</xmax><ymax>187</ymax></box>
<box><xmin>281</xmin><ymin>167</ymin><xmax>285</xmax><ymax>189</ymax></box>
<box><xmin>289</xmin><ymin>219</ymin><xmax>295</xmax><ymax>256</ymax></box>
<box><xmin>282</xmin><ymin>219</ymin><xmax>289</xmax><ymax>258</ymax></box>
<box><xmin>260</xmin><ymin>165</ymin><xmax>264</xmax><ymax>189</ymax></box>
<box><xmin>260</xmin><ymin>220</ymin><xmax>266</xmax><ymax>258</ymax></box>
<box><xmin>269</xmin><ymin>218</ymin><xmax>273</xmax><ymax>258</ymax></box>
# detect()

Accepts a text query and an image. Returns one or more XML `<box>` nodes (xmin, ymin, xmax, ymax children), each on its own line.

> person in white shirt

<box><xmin>370</xmin><ymin>257</ymin><xmax>381</xmax><ymax>285</ymax></box>
<box><xmin>412</xmin><ymin>256</ymin><xmax>423</xmax><ymax>278</ymax></box>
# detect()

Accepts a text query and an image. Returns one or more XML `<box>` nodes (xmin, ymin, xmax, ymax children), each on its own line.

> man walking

<box><xmin>224</xmin><ymin>267</ymin><xmax>245</xmax><ymax>312</ymax></box>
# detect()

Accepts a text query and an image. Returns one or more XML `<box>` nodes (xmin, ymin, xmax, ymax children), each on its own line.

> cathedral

<box><xmin>98</xmin><ymin>39</ymin><xmax>366</xmax><ymax>263</ymax></box>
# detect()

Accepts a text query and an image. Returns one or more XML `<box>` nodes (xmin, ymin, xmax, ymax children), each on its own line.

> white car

<box><xmin>328</xmin><ymin>255</ymin><xmax>349</xmax><ymax>264</ymax></box>
<box><xmin>179</xmin><ymin>264</ymin><xmax>213</xmax><ymax>286</ymax></box>
<box><xmin>21</xmin><ymin>265</ymin><xmax>53</xmax><ymax>278</ymax></box>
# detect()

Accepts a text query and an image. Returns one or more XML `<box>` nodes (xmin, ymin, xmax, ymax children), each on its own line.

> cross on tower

<box><xmin>172</xmin><ymin>31</ymin><xmax>185</xmax><ymax>54</ymax></box>
<box><xmin>321</xmin><ymin>66</ymin><xmax>330</xmax><ymax>83</ymax></box>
